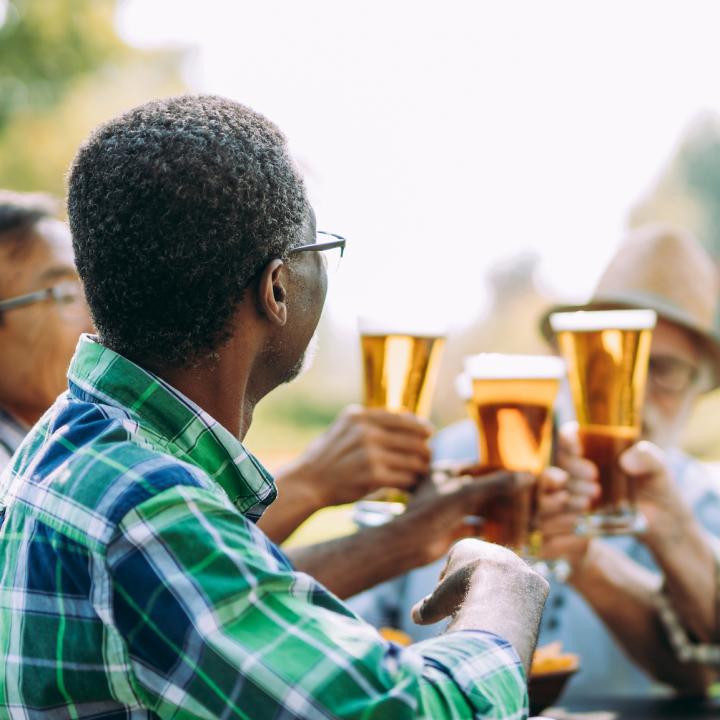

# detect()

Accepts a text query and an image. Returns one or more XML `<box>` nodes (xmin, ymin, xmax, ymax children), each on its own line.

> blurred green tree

<box><xmin>680</xmin><ymin>119</ymin><xmax>720</xmax><ymax>258</ymax></box>
<box><xmin>629</xmin><ymin>114</ymin><xmax>720</xmax><ymax>460</ymax></box>
<box><xmin>630</xmin><ymin>114</ymin><xmax>720</xmax><ymax>259</ymax></box>
<box><xmin>0</xmin><ymin>0</ymin><xmax>185</xmax><ymax>195</ymax></box>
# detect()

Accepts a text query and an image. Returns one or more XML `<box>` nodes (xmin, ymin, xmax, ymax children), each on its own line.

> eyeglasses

<box><xmin>648</xmin><ymin>354</ymin><xmax>701</xmax><ymax>395</ymax></box>
<box><xmin>0</xmin><ymin>280</ymin><xmax>87</xmax><ymax>321</ymax></box>
<box><xmin>288</xmin><ymin>231</ymin><xmax>346</xmax><ymax>274</ymax></box>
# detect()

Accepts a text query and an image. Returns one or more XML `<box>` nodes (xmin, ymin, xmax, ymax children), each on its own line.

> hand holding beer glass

<box><xmin>549</xmin><ymin>309</ymin><xmax>656</xmax><ymax>535</ymax></box>
<box><xmin>358</xmin><ymin>318</ymin><xmax>446</xmax><ymax>507</ymax></box>
<box><xmin>461</xmin><ymin>354</ymin><xmax>565</xmax><ymax>561</ymax></box>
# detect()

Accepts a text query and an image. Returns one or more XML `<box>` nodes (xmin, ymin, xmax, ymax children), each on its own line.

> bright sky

<box><xmin>117</xmin><ymin>0</ymin><xmax>720</xmax><ymax>331</ymax></box>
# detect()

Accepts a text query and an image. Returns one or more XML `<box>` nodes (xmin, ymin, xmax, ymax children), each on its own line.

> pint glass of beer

<box><xmin>358</xmin><ymin>318</ymin><xmax>446</xmax><ymax>503</ymax></box>
<box><xmin>549</xmin><ymin>309</ymin><xmax>656</xmax><ymax>535</ymax></box>
<box><xmin>463</xmin><ymin>353</ymin><xmax>565</xmax><ymax>556</ymax></box>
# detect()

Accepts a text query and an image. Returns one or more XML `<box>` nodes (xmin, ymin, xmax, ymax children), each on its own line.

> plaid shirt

<box><xmin>0</xmin><ymin>335</ymin><xmax>527</xmax><ymax>719</ymax></box>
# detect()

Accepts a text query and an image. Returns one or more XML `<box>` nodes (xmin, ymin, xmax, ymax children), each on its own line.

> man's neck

<box><xmin>159</xmin><ymin>362</ymin><xmax>254</xmax><ymax>441</ymax></box>
<box><xmin>154</xmin><ymin>326</ymin><xmax>270</xmax><ymax>441</ymax></box>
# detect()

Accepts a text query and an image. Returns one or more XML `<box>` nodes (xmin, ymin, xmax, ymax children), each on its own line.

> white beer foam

<box><xmin>357</xmin><ymin>316</ymin><xmax>446</xmax><ymax>337</ymax></box>
<box><xmin>455</xmin><ymin>373</ymin><xmax>473</xmax><ymax>400</ymax></box>
<box><xmin>464</xmin><ymin>353</ymin><xmax>566</xmax><ymax>380</ymax></box>
<box><xmin>549</xmin><ymin>309</ymin><xmax>657</xmax><ymax>332</ymax></box>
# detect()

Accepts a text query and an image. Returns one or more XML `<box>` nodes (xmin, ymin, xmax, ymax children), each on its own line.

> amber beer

<box><xmin>359</xmin><ymin>321</ymin><xmax>446</xmax><ymax>502</ymax></box>
<box><xmin>360</xmin><ymin>333</ymin><xmax>445</xmax><ymax>418</ymax></box>
<box><xmin>464</xmin><ymin>354</ymin><xmax>564</xmax><ymax>554</ymax></box>
<box><xmin>550</xmin><ymin>309</ymin><xmax>656</xmax><ymax>535</ymax></box>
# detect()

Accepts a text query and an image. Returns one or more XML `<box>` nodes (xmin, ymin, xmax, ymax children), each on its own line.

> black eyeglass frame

<box><xmin>288</xmin><ymin>231</ymin><xmax>346</xmax><ymax>258</ymax></box>
<box><xmin>0</xmin><ymin>281</ymin><xmax>81</xmax><ymax>313</ymax></box>
<box><xmin>648</xmin><ymin>353</ymin><xmax>702</xmax><ymax>395</ymax></box>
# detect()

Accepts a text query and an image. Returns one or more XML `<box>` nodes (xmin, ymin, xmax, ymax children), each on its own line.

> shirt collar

<box><xmin>67</xmin><ymin>334</ymin><xmax>276</xmax><ymax>521</ymax></box>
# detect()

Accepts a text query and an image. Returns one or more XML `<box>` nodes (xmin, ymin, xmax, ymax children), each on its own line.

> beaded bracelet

<box><xmin>654</xmin><ymin>554</ymin><xmax>720</xmax><ymax>666</ymax></box>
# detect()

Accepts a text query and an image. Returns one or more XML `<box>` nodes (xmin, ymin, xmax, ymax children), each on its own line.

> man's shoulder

<box><xmin>671</xmin><ymin>450</ymin><xmax>720</xmax><ymax>495</ymax></box>
<box><xmin>7</xmin><ymin>396</ymin><xmax>216</xmax><ymax>551</ymax></box>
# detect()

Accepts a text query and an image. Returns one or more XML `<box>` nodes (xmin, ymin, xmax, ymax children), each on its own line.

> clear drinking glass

<box><xmin>460</xmin><ymin>354</ymin><xmax>567</xmax><ymax>577</ymax></box>
<box><xmin>549</xmin><ymin>309</ymin><xmax>656</xmax><ymax>536</ymax></box>
<box><xmin>356</xmin><ymin>317</ymin><xmax>446</xmax><ymax>512</ymax></box>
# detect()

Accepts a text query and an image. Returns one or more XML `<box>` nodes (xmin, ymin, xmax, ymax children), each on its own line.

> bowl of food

<box><xmin>529</xmin><ymin>642</ymin><xmax>579</xmax><ymax>716</ymax></box>
<box><xmin>379</xmin><ymin>627</ymin><xmax>412</xmax><ymax>645</ymax></box>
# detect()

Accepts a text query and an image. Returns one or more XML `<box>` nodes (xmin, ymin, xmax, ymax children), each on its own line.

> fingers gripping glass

<box><xmin>288</xmin><ymin>231</ymin><xmax>346</xmax><ymax>273</ymax></box>
<box><xmin>0</xmin><ymin>280</ymin><xmax>87</xmax><ymax>320</ymax></box>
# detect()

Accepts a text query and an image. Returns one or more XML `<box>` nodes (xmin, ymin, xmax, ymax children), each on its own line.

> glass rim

<box><xmin>357</xmin><ymin>316</ymin><xmax>447</xmax><ymax>338</ymax></box>
<box><xmin>549</xmin><ymin>308</ymin><xmax>657</xmax><ymax>332</ymax></box>
<box><xmin>455</xmin><ymin>373</ymin><xmax>473</xmax><ymax>400</ymax></box>
<box><xmin>463</xmin><ymin>353</ymin><xmax>566</xmax><ymax>380</ymax></box>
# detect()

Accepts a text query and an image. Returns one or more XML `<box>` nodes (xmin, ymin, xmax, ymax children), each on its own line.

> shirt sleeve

<box><xmin>106</xmin><ymin>484</ymin><xmax>527</xmax><ymax>719</ymax></box>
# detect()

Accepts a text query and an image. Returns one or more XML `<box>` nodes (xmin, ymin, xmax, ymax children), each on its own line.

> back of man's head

<box><xmin>68</xmin><ymin>95</ymin><xmax>309</xmax><ymax>370</ymax></box>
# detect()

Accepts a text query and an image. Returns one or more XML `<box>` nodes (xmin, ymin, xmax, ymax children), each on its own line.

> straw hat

<box><xmin>540</xmin><ymin>223</ymin><xmax>720</xmax><ymax>389</ymax></box>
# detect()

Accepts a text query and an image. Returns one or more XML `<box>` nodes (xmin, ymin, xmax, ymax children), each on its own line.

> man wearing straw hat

<box><xmin>536</xmin><ymin>223</ymin><xmax>720</xmax><ymax>697</ymax></box>
<box><xmin>380</xmin><ymin>223</ymin><xmax>720</xmax><ymax>697</ymax></box>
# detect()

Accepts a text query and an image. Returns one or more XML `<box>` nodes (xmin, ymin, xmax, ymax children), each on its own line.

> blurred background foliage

<box><xmin>2</xmin><ymin>0</ymin><xmax>720</xmax><ymax>463</ymax></box>
<box><xmin>632</xmin><ymin>116</ymin><xmax>720</xmax><ymax>258</ymax></box>
<box><xmin>0</xmin><ymin>0</ymin><xmax>184</xmax><ymax>196</ymax></box>
<box><xmin>630</xmin><ymin>118</ymin><xmax>720</xmax><ymax>458</ymax></box>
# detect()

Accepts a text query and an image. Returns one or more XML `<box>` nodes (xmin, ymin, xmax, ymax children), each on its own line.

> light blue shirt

<box><xmin>348</xmin><ymin>419</ymin><xmax>720</xmax><ymax>698</ymax></box>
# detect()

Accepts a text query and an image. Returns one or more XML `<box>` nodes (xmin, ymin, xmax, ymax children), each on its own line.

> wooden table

<box><xmin>542</xmin><ymin>696</ymin><xmax>720</xmax><ymax>719</ymax></box>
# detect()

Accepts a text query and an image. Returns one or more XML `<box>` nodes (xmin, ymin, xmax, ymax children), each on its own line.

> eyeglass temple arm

<box><xmin>0</xmin><ymin>288</ymin><xmax>51</xmax><ymax>311</ymax></box>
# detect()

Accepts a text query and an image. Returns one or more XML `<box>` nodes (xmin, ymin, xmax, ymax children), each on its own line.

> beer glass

<box><xmin>358</xmin><ymin>318</ymin><xmax>446</xmax><ymax>505</ymax></box>
<box><xmin>549</xmin><ymin>309</ymin><xmax>656</xmax><ymax>535</ymax></box>
<box><xmin>463</xmin><ymin>354</ymin><xmax>565</xmax><ymax>557</ymax></box>
<box><xmin>360</xmin><ymin>324</ymin><xmax>446</xmax><ymax>419</ymax></box>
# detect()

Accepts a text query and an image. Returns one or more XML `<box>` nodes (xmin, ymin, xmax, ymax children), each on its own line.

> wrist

<box><xmin>450</xmin><ymin>564</ymin><xmax>547</xmax><ymax>672</ymax></box>
<box><xmin>567</xmin><ymin>539</ymin><xmax>602</xmax><ymax>591</ymax></box>
<box><xmin>274</xmin><ymin>460</ymin><xmax>326</xmax><ymax>514</ymax></box>
<box><xmin>395</xmin><ymin>506</ymin><xmax>460</xmax><ymax>568</ymax></box>
<box><xmin>643</xmin><ymin>506</ymin><xmax>696</xmax><ymax>556</ymax></box>
<box><xmin>646</xmin><ymin>513</ymin><xmax>715</xmax><ymax>591</ymax></box>
<box><xmin>327</xmin><ymin>519</ymin><xmax>431</xmax><ymax>593</ymax></box>
<box><xmin>380</xmin><ymin>512</ymin><xmax>438</xmax><ymax>569</ymax></box>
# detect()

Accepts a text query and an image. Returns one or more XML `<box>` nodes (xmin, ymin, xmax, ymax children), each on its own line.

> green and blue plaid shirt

<box><xmin>0</xmin><ymin>335</ymin><xmax>527</xmax><ymax>719</ymax></box>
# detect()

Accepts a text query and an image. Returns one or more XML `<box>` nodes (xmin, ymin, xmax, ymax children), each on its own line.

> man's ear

<box><xmin>256</xmin><ymin>259</ymin><xmax>288</xmax><ymax>326</ymax></box>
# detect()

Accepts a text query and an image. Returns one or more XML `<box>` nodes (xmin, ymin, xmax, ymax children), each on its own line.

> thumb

<box><xmin>619</xmin><ymin>440</ymin><xmax>667</xmax><ymax>477</ymax></box>
<box><xmin>411</xmin><ymin>559</ymin><xmax>476</xmax><ymax>625</ymax></box>
<box><xmin>558</xmin><ymin>421</ymin><xmax>581</xmax><ymax>455</ymax></box>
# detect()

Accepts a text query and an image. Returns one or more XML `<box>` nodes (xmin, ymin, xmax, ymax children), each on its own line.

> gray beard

<box><xmin>641</xmin><ymin>403</ymin><xmax>684</xmax><ymax>450</ymax></box>
<box><xmin>282</xmin><ymin>330</ymin><xmax>319</xmax><ymax>385</ymax></box>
